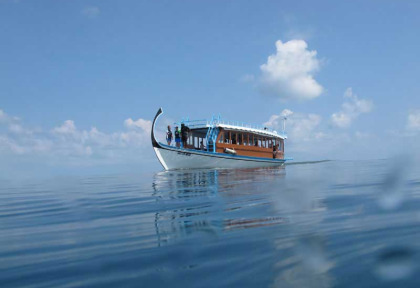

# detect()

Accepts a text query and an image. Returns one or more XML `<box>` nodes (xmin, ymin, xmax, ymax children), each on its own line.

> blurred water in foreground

<box><xmin>1</xmin><ymin>160</ymin><xmax>420</xmax><ymax>287</ymax></box>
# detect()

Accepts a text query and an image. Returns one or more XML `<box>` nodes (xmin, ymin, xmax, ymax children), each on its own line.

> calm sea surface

<box><xmin>1</xmin><ymin>160</ymin><xmax>420</xmax><ymax>287</ymax></box>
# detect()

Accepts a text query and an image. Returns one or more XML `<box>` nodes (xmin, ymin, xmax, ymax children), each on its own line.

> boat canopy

<box><xmin>179</xmin><ymin>116</ymin><xmax>287</xmax><ymax>140</ymax></box>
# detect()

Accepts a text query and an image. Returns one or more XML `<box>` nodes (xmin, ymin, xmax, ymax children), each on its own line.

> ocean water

<box><xmin>1</xmin><ymin>160</ymin><xmax>420</xmax><ymax>287</ymax></box>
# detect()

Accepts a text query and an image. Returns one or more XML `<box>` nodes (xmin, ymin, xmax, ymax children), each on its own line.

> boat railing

<box><xmin>213</xmin><ymin>118</ymin><xmax>287</xmax><ymax>138</ymax></box>
<box><xmin>180</xmin><ymin>115</ymin><xmax>287</xmax><ymax>137</ymax></box>
<box><xmin>179</xmin><ymin>119</ymin><xmax>208</xmax><ymax>128</ymax></box>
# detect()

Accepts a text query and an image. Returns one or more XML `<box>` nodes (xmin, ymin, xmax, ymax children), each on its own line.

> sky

<box><xmin>1</xmin><ymin>0</ymin><xmax>420</xmax><ymax>178</ymax></box>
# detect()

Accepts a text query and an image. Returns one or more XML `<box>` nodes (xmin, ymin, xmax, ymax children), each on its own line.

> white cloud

<box><xmin>282</xmin><ymin>109</ymin><xmax>294</xmax><ymax>117</ymax></box>
<box><xmin>82</xmin><ymin>6</ymin><xmax>100</xmax><ymax>18</ymax></box>
<box><xmin>9</xmin><ymin>123</ymin><xmax>25</xmax><ymax>134</ymax></box>
<box><xmin>331</xmin><ymin>88</ymin><xmax>373</xmax><ymax>128</ymax></box>
<box><xmin>0</xmin><ymin>110</ymin><xmax>32</xmax><ymax>135</ymax></box>
<box><xmin>124</xmin><ymin>118</ymin><xmax>152</xmax><ymax>133</ymax></box>
<box><xmin>0</xmin><ymin>109</ymin><xmax>12</xmax><ymax>123</ymax></box>
<box><xmin>264</xmin><ymin>115</ymin><xmax>281</xmax><ymax>128</ymax></box>
<box><xmin>0</xmin><ymin>136</ymin><xmax>24</xmax><ymax>154</ymax></box>
<box><xmin>259</xmin><ymin>39</ymin><xmax>323</xmax><ymax>101</ymax></box>
<box><xmin>0</xmin><ymin>109</ymin><xmax>153</xmax><ymax>165</ymax></box>
<box><xmin>263</xmin><ymin>109</ymin><xmax>294</xmax><ymax>129</ymax></box>
<box><xmin>288</xmin><ymin>113</ymin><xmax>322</xmax><ymax>141</ymax></box>
<box><xmin>264</xmin><ymin>110</ymin><xmax>386</xmax><ymax>160</ymax></box>
<box><xmin>264</xmin><ymin>109</ymin><xmax>322</xmax><ymax>142</ymax></box>
<box><xmin>407</xmin><ymin>110</ymin><xmax>420</xmax><ymax>131</ymax></box>
<box><xmin>52</xmin><ymin>120</ymin><xmax>77</xmax><ymax>135</ymax></box>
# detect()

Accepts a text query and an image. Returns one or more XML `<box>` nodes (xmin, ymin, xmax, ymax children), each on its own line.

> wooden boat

<box><xmin>151</xmin><ymin>108</ymin><xmax>291</xmax><ymax>170</ymax></box>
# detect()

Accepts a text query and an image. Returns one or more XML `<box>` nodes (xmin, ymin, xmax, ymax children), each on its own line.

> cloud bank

<box><xmin>263</xmin><ymin>108</ymin><xmax>388</xmax><ymax>160</ymax></box>
<box><xmin>0</xmin><ymin>109</ymin><xmax>153</xmax><ymax>166</ymax></box>
<box><xmin>264</xmin><ymin>109</ymin><xmax>324</xmax><ymax>147</ymax></box>
<box><xmin>259</xmin><ymin>40</ymin><xmax>323</xmax><ymax>101</ymax></box>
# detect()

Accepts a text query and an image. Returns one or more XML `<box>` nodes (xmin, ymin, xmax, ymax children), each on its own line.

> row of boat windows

<box><xmin>184</xmin><ymin>130</ymin><xmax>284</xmax><ymax>151</ymax></box>
<box><xmin>219</xmin><ymin>131</ymin><xmax>284</xmax><ymax>150</ymax></box>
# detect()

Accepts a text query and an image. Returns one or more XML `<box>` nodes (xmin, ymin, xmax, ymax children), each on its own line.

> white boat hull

<box><xmin>154</xmin><ymin>145</ymin><xmax>285</xmax><ymax>170</ymax></box>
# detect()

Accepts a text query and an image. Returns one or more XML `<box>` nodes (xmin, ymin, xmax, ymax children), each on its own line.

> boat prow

<box><xmin>151</xmin><ymin>107</ymin><xmax>163</xmax><ymax>149</ymax></box>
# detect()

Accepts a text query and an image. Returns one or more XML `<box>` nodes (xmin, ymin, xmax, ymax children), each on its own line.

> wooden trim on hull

<box><xmin>215</xmin><ymin>143</ymin><xmax>284</xmax><ymax>159</ymax></box>
<box><xmin>155</xmin><ymin>144</ymin><xmax>286</xmax><ymax>170</ymax></box>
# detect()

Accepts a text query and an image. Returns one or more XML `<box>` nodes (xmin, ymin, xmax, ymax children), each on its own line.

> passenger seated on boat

<box><xmin>254</xmin><ymin>140</ymin><xmax>259</xmax><ymax>147</ymax></box>
<box><xmin>200</xmin><ymin>140</ymin><xmax>205</xmax><ymax>150</ymax></box>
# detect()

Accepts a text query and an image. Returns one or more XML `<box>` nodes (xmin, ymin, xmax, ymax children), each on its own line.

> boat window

<box><xmin>218</xmin><ymin>131</ymin><xmax>224</xmax><ymax>143</ymax></box>
<box><xmin>254</xmin><ymin>136</ymin><xmax>260</xmax><ymax>147</ymax></box>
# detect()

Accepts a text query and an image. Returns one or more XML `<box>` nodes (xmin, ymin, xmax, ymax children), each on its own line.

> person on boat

<box><xmin>174</xmin><ymin>126</ymin><xmax>181</xmax><ymax>148</ymax></box>
<box><xmin>200</xmin><ymin>139</ymin><xmax>205</xmax><ymax>150</ymax></box>
<box><xmin>181</xmin><ymin>123</ymin><xmax>190</xmax><ymax>148</ymax></box>
<box><xmin>273</xmin><ymin>143</ymin><xmax>278</xmax><ymax>159</ymax></box>
<box><xmin>232</xmin><ymin>134</ymin><xmax>237</xmax><ymax>145</ymax></box>
<box><xmin>166</xmin><ymin>125</ymin><xmax>173</xmax><ymax>145</ymax></box>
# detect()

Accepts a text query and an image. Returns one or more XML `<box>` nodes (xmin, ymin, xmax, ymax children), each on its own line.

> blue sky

<box><xmin>1</xmin><ymin>0</ymin><xmax>420</xmax><ymax>178</ymax></box>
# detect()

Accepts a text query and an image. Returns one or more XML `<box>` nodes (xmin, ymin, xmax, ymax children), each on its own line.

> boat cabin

<box><xmin>179</xmin><ymin>117</ymin><xmax>286</xmax><ymax>159</ymax></box>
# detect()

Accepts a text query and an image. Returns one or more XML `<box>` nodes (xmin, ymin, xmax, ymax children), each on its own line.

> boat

<box><xmin>151</xmin><ymin>108</ymin><xmax>291</xmax><ymax>170</ymax></box>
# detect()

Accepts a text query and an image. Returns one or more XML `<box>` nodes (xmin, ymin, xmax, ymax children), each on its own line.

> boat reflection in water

<box><xmin>150</xmin><ymin>165</ymin><xmax>333</xmax><ymax>287</ymax></box>
<box><xmin>152</xmin><ymin>169</ymin><xmax>220</xmax><ymax>245</ymax></box>
<box><xmin>151</xmin><ymin>167</ymin><xmax>289</xmax><ymax>244</ymax></box>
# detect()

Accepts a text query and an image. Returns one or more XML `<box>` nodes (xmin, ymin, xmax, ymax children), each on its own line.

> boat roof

<box><xmin>215</xmin><ymin>123</ymin><xmax>287</xmax><ymax>139</ymax></box>
<box><xmin>179</xmin><ymin>118</ymin><xmax>287</xmax><ymax>140</ymax></box>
